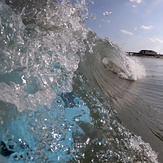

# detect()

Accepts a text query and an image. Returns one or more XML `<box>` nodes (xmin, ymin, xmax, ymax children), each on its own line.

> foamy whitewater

<box><xmin>0</xmin><ymin>0</ymin><xmax>159</xmax><ymax>162</ymax></box>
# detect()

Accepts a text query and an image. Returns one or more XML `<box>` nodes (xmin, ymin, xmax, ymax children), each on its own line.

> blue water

<box><xmin>0</xmin><ymin>0</ymin><xmax>162</xmax><ymax>162</ymax></box>
<box><xmin>0</xmin><ymin>94</ymin><xmax>92</xmax><ymax>162</ymax></box>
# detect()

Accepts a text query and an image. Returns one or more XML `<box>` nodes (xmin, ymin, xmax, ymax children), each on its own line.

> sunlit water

<box><xmin>0</xmin><ymin>0</ymin><xmax>162</xmax><ymax>162</ymax></box>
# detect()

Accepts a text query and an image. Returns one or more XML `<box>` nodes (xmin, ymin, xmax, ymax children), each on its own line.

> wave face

<box><xmin>0</xmin><ymin>0</ymin><xmax>159</xmax><ymax>162</ymax></box>
<box><xmin>78</xmin><ymin>33</ymin><xmax>146</xmax><ymax>106</ymax></box>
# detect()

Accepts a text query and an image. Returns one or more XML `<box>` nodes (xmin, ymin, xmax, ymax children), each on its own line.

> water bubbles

<box><xmin>28</xmin><ymin>112</ymin><xmax>33</xmax><ymax>118</ymax></box>
<box><xmin>22</xmin><ymin>6</ymin><xmax>37</xmax><ymax>20</ymax></box>
<box><xmin>74</xmin><ymin>116</ymin><xmax>80</xmax><ymax>122</ymax></box>
<box><xmin>103</xmin><ymin>11</ymin><xmax>112</xmax><ymax>16</ymax></box>
<box><xmin>0</xmin><ymin>94</ymin><xmax>91</xmax><ymax>161</ymax></box>
<box><xmin>0</xmin><ymin>0</ymin><xmax>89</xmax><ymax>111</ymax></box>
<box><xmin>6</xmin><ymin>140</ymin><xmax>17</xmax><ymax>151</ymax></box>
<box><xmin>56</xmin><ymin>98</ymin><xmax>62</xmax><ymax>105</ymax></box>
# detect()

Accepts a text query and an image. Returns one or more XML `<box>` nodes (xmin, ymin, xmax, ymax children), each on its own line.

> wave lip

<box><xmin>102</xmin><ymin>55</ymin><xmax>146</xmax><ymax>81</ymax></box>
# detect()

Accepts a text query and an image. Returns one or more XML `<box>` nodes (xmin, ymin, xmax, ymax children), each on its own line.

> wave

<box><xmin>0</xmin><ymin>0</ymin><xmax>159</xmax><ymax>162</ymax></box>
<box><xmin>78</xmin><ymin>33</ymin><xmax>146</xmax><ymax>106</ymax></box>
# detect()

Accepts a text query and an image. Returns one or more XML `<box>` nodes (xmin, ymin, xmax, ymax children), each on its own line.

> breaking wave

<box><xmin>0</xmin><ymin>0</ymin><xmax>158</xmax><ymax>162</ymax></box>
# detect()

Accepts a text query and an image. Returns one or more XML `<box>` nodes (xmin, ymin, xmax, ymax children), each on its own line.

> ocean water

<box><xmin>105</xmin><ymin>57</ymin><xmax>163</xmax><ymax>162</ymax></box>
<box><xmin>0</xmin><ymin>0</ymin><xmax>162</xmax><ymax>163</ymax></box>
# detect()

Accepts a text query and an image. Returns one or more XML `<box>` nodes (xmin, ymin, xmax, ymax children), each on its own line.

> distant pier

<box><xmin>126</xmin><ymin>50</ymin><xmax>163</xmax><ymax>58</ymax></box>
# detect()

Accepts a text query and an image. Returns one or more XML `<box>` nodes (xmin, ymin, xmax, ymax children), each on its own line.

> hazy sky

<box><xmin>86</xmin><ymin>0</ymin><xmax>163</xmax><ymax>54</ymax></box>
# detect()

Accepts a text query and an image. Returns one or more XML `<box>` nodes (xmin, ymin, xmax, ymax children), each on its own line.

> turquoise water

<box><xmin>0</xmin><ymin>0</ymin><xmax>161</xmax><ymax>162</ymax></box>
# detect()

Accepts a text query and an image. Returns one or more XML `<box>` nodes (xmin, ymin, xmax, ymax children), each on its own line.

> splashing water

<box><xmin>0</xmin><ymin>0</ymin><xmax>88</xmax><ymax>111</ymax></box>
<box><xmin>0</xmin><ymin>0</ymin><xmax>159</xmax><ymax>163</ymax></box>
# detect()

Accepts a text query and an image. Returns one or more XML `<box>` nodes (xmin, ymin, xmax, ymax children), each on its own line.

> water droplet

<box><xmin>6</xmin><ymin>140</ymin><xmax>17</xmax><ymax>150</ymax></box>
<box><xmin>103</xmin><ymin>11</ymin><xmax>112</xmax><ymax>16</ymax></box>
<box><xmin>74</xmin><ymin>117</ymin><xmax>80</xmax><ymax>122</ymax></box>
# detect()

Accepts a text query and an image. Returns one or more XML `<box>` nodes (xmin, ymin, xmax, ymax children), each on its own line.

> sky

<box><xmin>86</xmin><ymin>0</ymin><xmax>163</xmax><ymax>54</ymax></box>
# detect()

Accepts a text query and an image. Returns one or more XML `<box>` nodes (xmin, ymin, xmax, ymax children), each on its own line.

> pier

<box><xmin>126</xmin><ymin>50</ymin><xmax>163</xmax><ymax>58</ymax></box>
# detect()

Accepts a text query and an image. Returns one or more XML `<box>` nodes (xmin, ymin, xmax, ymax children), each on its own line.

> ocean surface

<box><xmin>0</xmin><ymin>0</ymin><xmax>163</xmax><ymax>162</ymax></box>
<box><xmin>111</xmin><ymin>58</ymin><xmax>163</xmax><ymax>162</ymax></box>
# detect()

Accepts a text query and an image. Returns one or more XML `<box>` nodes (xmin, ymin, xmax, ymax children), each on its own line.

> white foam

<box><xmin>125</xmin><ymin>56</ymin><xmax>146</xmax><ymax>80</ymax></box>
